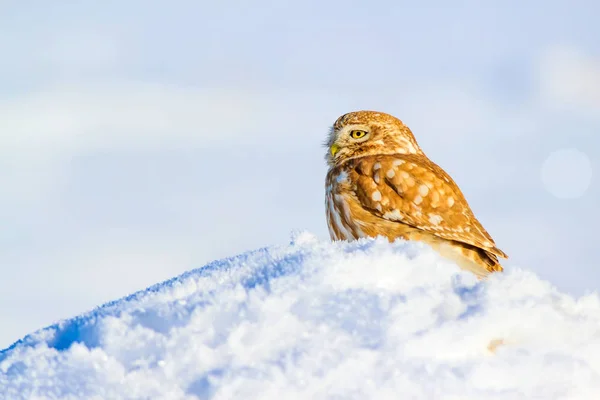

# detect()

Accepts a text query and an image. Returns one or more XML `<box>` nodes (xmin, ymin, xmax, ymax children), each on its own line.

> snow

<box><xmin>2</xmin><ymin>232</ymin><xmax>600</xmax><ymax>399</ymax></box>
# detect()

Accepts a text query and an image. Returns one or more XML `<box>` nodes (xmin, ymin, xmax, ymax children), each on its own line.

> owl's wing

<box><xmin>349</xmin><ymin>154</ymin><xmax>508</xmax><ymax>259</ymax></box>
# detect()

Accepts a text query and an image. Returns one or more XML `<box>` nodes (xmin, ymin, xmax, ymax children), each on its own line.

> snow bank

<box><xmin>2</xmin><ymin>232</ymin><xmax>600</xmax><ymax>400</ymax></box>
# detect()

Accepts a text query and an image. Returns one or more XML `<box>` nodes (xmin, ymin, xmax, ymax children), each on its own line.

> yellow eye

<box><xmin>349</xmin><ymin>130</ymin><xmax>368</xmax><ymax>139</ymax></box>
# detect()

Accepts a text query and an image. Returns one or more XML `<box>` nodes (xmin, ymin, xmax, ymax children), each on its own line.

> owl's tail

<box><xmin>477</xmin><ymin>247</ymin><xmax>504</xmax><ymax>274</ymax></box>
<box><xmin>426</xmin><ymin>238</ymin><xmax>504</xmax><ymax>278</ymax></box>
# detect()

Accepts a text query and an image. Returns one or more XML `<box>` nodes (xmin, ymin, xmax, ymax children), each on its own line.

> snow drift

<box><xmin>1</xmin><ymin>232</ymin><xmax>600</xmax><ymax>399</ymax></box>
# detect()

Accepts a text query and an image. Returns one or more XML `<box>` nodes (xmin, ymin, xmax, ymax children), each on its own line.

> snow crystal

<box><xmin>1</xmin><ymin>234</ymin><xmax>600</xmax><ymax>399</ymax></box>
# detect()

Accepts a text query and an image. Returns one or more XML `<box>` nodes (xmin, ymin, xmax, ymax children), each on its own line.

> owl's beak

<box><xmin>330</xmin><ymin>143</ymin><xmax>340</xmax><ymax>157</ymax></box>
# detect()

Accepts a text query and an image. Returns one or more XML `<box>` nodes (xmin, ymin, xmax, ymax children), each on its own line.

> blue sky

<box><xmin>1</xmin><ymin>1</ymin><xmax>598</xmax><ymax>348</ymax></box>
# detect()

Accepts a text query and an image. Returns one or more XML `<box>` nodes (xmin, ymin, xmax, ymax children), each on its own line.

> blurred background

<box><xmin>1</xmin><ymin>0</ymin><xmax>598</xmax><ymax>349</ymax></box>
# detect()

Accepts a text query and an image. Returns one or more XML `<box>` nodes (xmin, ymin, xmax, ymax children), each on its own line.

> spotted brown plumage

<box><xmin>325</xmin><ymin>110</ymin><xmax>508</xmax><ymax>277</ymax></box>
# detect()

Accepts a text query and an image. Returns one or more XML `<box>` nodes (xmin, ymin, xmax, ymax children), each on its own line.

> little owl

<box><xmin>324</xmin><ymin>110</ymin><xmax>508</xmax><ymax>277</ymax></box>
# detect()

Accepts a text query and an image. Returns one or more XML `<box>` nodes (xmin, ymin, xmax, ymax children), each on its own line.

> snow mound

<box><xmin>2</xmin><ymin>232</ymin><xmax>600</xmax><ymax>399</ymax></box>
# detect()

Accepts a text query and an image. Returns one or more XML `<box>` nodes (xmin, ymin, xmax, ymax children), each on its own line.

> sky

<box><xmin>0</xmin><ymin>0</ymin><xmax>599</xmax><ymax>349</ymax></box>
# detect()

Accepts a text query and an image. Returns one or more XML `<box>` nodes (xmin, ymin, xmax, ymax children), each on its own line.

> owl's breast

<box><xmin>325</xmin><ymin>167</ymin><xmax>369</xmax><ymax>241</ymax></box>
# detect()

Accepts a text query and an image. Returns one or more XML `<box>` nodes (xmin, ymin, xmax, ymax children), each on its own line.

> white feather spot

<box><xmin>393</xmin><ymin>160</ymin><xmax>405</xmax><ymax>167</ymax></box>
<box><xmin>374</xmin><ymin>172</ymin><xmax>380</xmax><ymax>184</ymax></box>
<box><xmin>372</xmin><ymin>190</ymin><xmax>382</xmax><ymax>201</ymax></box>
<box><xmin>419</xmin><ymin>184</ymin><xmax>429</xmax><ymax>196</ymax></box>
<box><xmin>413</xmin><ymin>195</ymin><xmax>423</xmax><ymax>205</ymax></box>
<box><xmin>447</xmin><ymin>196</ymin><xmax>455</xmax><ymax>207</ymax></box>
<box><xmin>383</xmin><ymin>209</ymin><xmax>404</xmax><ymax>220</ymax></box>
<box><xmin>373</xmin><ymin>162</ymin><xmax>381</xmax><ymax>171</ymax></box>
<box><xmin>428</xmin><ymin>214</ymin><xmax>443</xmax><ymax>225</ymax></box>
<box><xmin>386</xmin><ymin>169</ymin><xmax>395</xmax><ymax>178</ymax></box>
<box><xmin>375</xmin><ymin>204</ymin><xmax>382</xmax><ymax>212</ymax></box>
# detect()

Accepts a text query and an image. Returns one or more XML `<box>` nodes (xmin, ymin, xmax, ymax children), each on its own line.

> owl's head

<box><xmin>325</xmin><ymin>110</ymin><xmax>423</xmax><ymax>167</ymax></box>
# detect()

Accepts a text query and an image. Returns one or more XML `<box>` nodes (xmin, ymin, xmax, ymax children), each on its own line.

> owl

<box><xmin>324</xmin><ymin>110</ymin><xmax>508</xmax><ymax>277</ymax></box>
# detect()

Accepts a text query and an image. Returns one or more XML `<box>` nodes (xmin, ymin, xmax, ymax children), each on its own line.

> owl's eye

<box><xmin>349</xmin><ymin>130</ymin><xmax>368</xmax><ymax>139</ymax></box>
